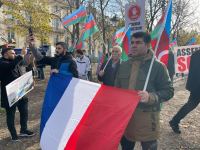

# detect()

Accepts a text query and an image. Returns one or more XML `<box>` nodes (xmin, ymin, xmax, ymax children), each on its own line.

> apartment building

<box><xmin>0</xmin><ymin>0</ymin><xmax>75</xmax><ymax>48</ymax></box>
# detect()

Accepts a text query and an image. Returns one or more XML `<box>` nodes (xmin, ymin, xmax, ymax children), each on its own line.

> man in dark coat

<box><xmin>115</xmin><ymin>32</ymin><xmax>174</xmax><ymax>150</ymax></box>
<box><xmin>0</xmin><ymin>47</ymin><xmax>34</xmax><ymax>141</ymax></box>
<box><xmin>98</xmin><ymin>45</ymin><xmax>122</xmax><ymax>86</ymax></box>
<box><xmin>169</xmin><ymin>50</ymin><xmax>200</xmax><ymax>134</ymax></box>
<box><xmin>167</xmin><ymin>49</ymin><xmax>175</xmax><ymax>82</ymax></box>
<box><xmin>28</xmin><ymin>36</ymin><xmax>78</xmax><ymax>78</ymax></box>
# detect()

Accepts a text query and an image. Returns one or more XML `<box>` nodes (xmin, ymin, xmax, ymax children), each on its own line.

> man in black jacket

<box><xmin>0</xmin><ymin>47</ymin><xmax>34</xmax><ymax>141</ymax></box>
<box><xmin>28</xmin><ymin>36</ymin><xmax>78</xmax><ymax>78</ymax></box>
<box><xmin>167</xmin><ymin>49</ymin><xmax>175</xmax><ymax>82</ymax></box>
<box><xmin>169</xmin><ymin>50</ymin><xmax>200</xmax><ymax>134</ymax></box>
<box><xmin>98</xmin><ymin>45</ymin><xmax>122</xmax><ymax>86</ymax></box>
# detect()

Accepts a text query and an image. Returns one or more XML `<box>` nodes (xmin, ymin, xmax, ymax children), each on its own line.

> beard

<box><xmin>55</xmin><ymin>51</ymin><xmax>65</xmax><ymax>57</ymax></box>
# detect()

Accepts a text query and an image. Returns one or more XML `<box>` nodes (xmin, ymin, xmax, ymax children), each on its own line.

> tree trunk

<box><xmin>75</xmin><ymin>0</ymin><xmax>80</xmax><ymax>43</ymax></box>
<box><xmin>100</xmin><ymin>1</ymin><xmax>106</xmax><ymax>54</ymax></box>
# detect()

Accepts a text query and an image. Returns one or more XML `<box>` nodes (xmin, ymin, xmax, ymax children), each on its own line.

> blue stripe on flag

<box><xmin>40</xmin><ymin>74</ymin><xmax>72</xmax><ymax>136</ymax></box>
<box><xmin>62</xmin><ymin>6</ymin><xmax>86</xmax><ymax>22</ymax></box>
<box><xmin>165</xmin><ymin>0</ymin><xmax>172</xmax><ymax>36</ymax></box>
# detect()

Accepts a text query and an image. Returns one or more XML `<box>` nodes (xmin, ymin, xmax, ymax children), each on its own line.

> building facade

<box><xmin>0</xmin><ymin>0</ymin><xmax>74</xmax><ymax>48</ymax></box>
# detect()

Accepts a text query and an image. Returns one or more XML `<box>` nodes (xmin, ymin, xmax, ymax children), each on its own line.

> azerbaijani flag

<box><xmin>186</xmin><ymin>37</ymin><xmax>196</xmax><ymax>45</ymax></box>
<box><xmin>169</xmin><ymin>38</ymin><xmax>177</xmax><ymax>49</ymax></box>
<box><xmin>62</xmin><ymin>6</ymin><xmax>87</xmax><ymax>28</ymax></box>
<box><xmin>75</xmin><ymin>41</ymin><xmax>86</xmax><ymax>49</ymax></box>
<box><xmin>151</xmin><ymin>0</ymin><xmax>172</xmax><ymax>66</ymax></box>
<box><xmin>40</xmin><ymin>74</ymin><xmax>139</xmax><ymax>150</ymax></box>
<box><xmin>80</xmin><ymin>13</ymin><xmax>99</xmax><ymax>41</ymax></box>
<box><xmin>112</xmin><ymin>27</ymin><xmax>125</xmax><ymax>45</ymax></box>
<box><xmin>112</xmin><ymin>27</ymin><xmax>131</xmax><ymax>61</ymax></box>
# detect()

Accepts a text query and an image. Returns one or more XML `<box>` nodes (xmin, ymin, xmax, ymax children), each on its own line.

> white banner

<box><xmin>6</xmin><ymin>71</ymin><xmax>34</xmax><ymax>107</ymax></box>
<box><xmin>125</xmin><ymin>0</ymin><xmax>145</xmax><ymax>33</ymax></box>
<box><xmin>174</xmin><ymin>45</ymin><xmax>200</xmax><ymax>74</ymax></box>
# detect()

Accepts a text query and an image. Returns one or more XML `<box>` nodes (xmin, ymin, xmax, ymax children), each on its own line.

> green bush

<box><xmin>0</xmin><ymin>108</ymin><xmax>5</xmax><ymax>114</ymax></box>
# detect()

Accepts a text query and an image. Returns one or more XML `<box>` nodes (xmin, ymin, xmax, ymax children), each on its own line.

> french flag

<box><xmin>40</xmin><ymin>74</ymin><xmax>139</xmax><ymax>150</ymax></box>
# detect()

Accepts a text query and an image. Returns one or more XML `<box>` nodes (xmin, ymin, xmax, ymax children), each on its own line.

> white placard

<box><xmin>6</xmin><ymin>71</ymin><xmax>34</xmax><ymax>107</ymax></box>
<box><xmin>125</xmin><ymin>0</ymin><xmax>145</xmax><ymax>33</ymax></box>
<box><xmin>174</xmin><ymin>45</ymin><xmax>200</xmax><ymax>74</ymax></box>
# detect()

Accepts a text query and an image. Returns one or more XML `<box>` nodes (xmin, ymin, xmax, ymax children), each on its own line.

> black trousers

<box><xmin>5</xmin><ymin>98</ymin><xmax>28</xmax><ymax>138</ymax></box>
<box><xmin>37</xmin><ymin>68</ymin><xmax>45</xmax><ymax>79</ymax></box>
<box><xmin>171</xmin><ymin>92</ymin><xmax>200</xmax><ymax>124</ymax></box>
<box><xmin>121</xmin><ymin>136</ymin><xmax>157</xmax><ymax>150</ymax></box>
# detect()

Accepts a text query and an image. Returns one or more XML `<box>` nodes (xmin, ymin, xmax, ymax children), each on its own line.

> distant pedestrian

<box><xmin>167</xmin><ymin>49</ymin><xmax>175</xmax><ymax>82</ymax></box>
<box><xmin>36</xmin><ymin>51</ymin><xmax>46</xmax><ymax>80</ymax></box>
<box><xmin>82</xmin><ymin>49</ymin><xmax>92</xmax><ymax>81</ymax></box>
<box><xmin>75</xmin><ymin>49</ymin><xmax>91</xmax><ymax>80</ymax></box>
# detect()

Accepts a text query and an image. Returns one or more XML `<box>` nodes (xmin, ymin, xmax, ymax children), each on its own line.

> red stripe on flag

<box><xmin>114</xmin><ymin>32</ymin><xmax>125</xmax><ymax>40</ymax></box>
<box><xmin>63</xmin><ymin>11</ymin><xmax>87</xmax><ymax>26</ymax></box>
<box><xmin>84</xmin><ymin>20</ymin><xmax>96</xmax><ymax>30</ymax></box>
<box><xmin>156</xmin><ymin>30</ymin><xmax>169</xmax><ymax>65</ymax></box>
<box><xmin>76</xmin><ymin>42</ymin><xmax>83</xmax><ymax>49</ymax></box>
<box><xmin>122</xmin><ymin>35</ymin><xmax>129</xmax><ymax>55</ymax></box>
<box><xmin>65</xmin><ymin>85</ymin><xmax>139</xmax><ymax>150</ymax></box>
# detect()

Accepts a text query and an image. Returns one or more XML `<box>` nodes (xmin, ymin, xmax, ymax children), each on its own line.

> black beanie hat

<box><xmin>1</xmin><ymin>44</ymin><xmax>12</xmax><ymax>56</ymax></box>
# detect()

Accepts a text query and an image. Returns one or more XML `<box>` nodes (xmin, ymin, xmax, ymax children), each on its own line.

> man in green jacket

<box><xmin>115</xmin><ymin>32</ymin><xmax>174</xmax><ymax>150</ymax></box>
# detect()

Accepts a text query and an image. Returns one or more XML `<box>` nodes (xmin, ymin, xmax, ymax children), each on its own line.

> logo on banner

<box><xmin>158</xmin><ymin>50</ymin><xmax>169</xmax><ymax>60</ymax></box>
<box><xmin>158</xmin><ymin>50</ymin><xmax>169</xmax><ymax>65</ymax></box>
<box><xmin>128</xmin><ymin>5</ymin><xmax>141</xmax><ymax>21</ymax></box>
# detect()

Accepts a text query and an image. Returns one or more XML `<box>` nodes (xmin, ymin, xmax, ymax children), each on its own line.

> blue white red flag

<box><xmin>40</xmin><ymin>74</ymin><xmax>139</xmax><ymax>150</ymax></box>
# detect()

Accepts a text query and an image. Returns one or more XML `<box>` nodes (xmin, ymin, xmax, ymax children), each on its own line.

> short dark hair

<box><xmin>132</xmin><ymin>32</ymin><xmax>151</xmax><ymax>44</ymax></box>
<box><xmin>76</xmin><ymin>49</ymin><xmax>83</xmax><ymax>55</ymax></box>
<box><xmin>1</xmin><ymin>47</ymin><xmax>12</xmax><ymax>55</ymax></box>
<box><xmin>56</xmin><ymin>42</ymin><xmax>68</xmax><ymax>51</ymax></box>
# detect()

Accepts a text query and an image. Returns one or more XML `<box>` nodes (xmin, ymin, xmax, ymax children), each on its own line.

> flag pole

<box><xmin>118</xmin><ymin>25</ymin><xmax>131</xmax><ymax>45</ymax></box>
<box><xmin>143</xmin><ymin>0</ymin><xmax>172</xmax><ymax>91</ymax></box>
<box><xmin>143</xmin><ymin>24</ymin><xmax>165</xmax><ymax>91</ymax></box>
<box><xmin>102</xmin><ymin>25</ymin><xmax>131</xmax><ymax>72</ymax></box>
<box><xmin>102</xmin><ymin>56</ymin><xmax>112</xmax><ymax>72</ymax></box>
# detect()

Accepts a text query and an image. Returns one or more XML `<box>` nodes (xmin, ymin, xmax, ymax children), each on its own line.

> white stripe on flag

<box><xmin>40</xmin><ymin>78</ymin><xmax>100</xmax><ymax>150</ymax></box>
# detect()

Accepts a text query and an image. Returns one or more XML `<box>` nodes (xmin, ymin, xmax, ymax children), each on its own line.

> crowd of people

<box><xmin>0</xmin><ymin>31</ymin><xmax>199</xmax><ymax>150</ymax></box>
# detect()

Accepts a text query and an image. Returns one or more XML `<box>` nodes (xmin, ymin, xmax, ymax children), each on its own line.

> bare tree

<box><xmin>94</xmin><ymin>0</ymin><xmax>112</xmax><ymax>53</ymax></box>
<box><xmin>146</xmin><ymin>0</ymin><xmax>166</xmax><ymax>32</ymax></box>
<box><xmin>114</xmin><ymin>0</ymin><xmax>165</xmax><ymax>31</ymax></box>
<box><xmin>171</xmin><ymin>0</ymin><xmax>197</xmax><ymax>42</ymax></box>
<box><xmin>114</xmin><ymin>0</ymin><xmax>198</xmax><ymax>43</ymax></box>
<box><xmin>115</xmin><ymin>0</ymin><xmax>131</xmax><ymax>18</ymax></box>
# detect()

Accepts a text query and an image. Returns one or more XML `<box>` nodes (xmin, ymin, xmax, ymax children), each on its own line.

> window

<box><xmin>52</xmin><ymin>6</ymin><xmax>60</xmax><ymax>29</ymax></box>
<box><xmin>54</xmin><ymin>35</ymin><xmax>59</xmax><ymax>45</ymax></box>
<box><xmin>52</xmin><ymin>18</ymin><xmax>59</xmax><ymax>29</ymax></box>
<box><xmin>7</xmin><ymin>31</ymin><xmax>15</xmax><ymax>41</ymax></box>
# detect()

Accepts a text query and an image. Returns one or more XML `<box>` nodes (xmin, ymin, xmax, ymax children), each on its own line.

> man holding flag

<box><xmin>98</xmin><ymin>45</ymin><xmax>122</xmax><ymax>86</ymax></box>
<box><xmin>115</xmin><ymin>32</ymin><xmax>174</xmax><ymax>150</ymax></box>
